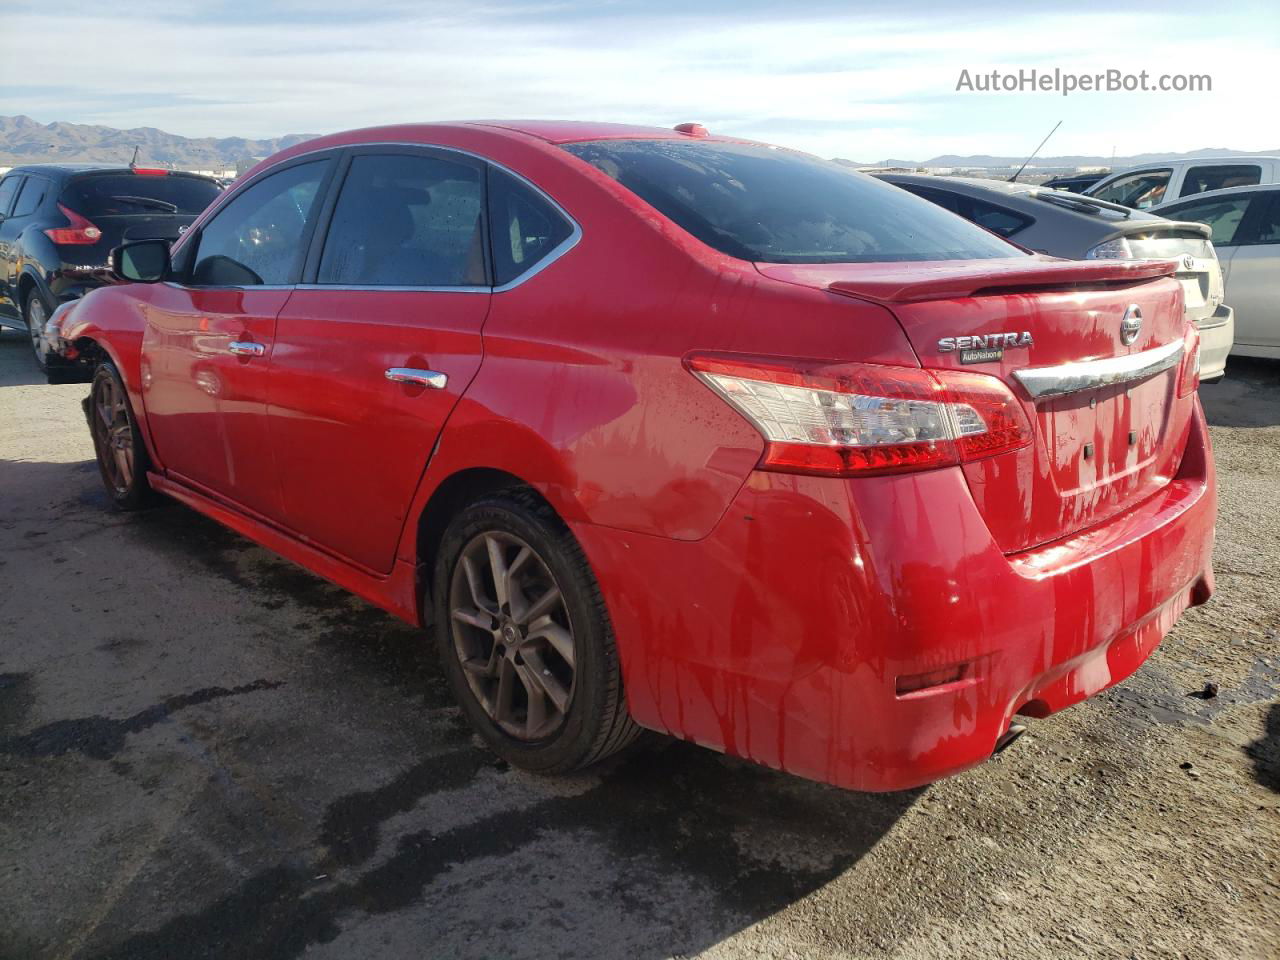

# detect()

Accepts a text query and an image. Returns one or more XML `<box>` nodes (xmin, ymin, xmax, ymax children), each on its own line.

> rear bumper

<box><xmin>577</xmin><ymin>401</ymin><xmax>1216</xmax><ymax>792</ymax></box>
<box><xmin>1197</xmin><ymin>304</ymin><xmax>1234</xmax><ymax>381</ymax></box>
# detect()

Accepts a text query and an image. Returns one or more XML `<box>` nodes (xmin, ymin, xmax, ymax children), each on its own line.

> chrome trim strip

<box><xmin>295</xmin><ymin>284</ymin><xmax>490</xmax><ymax>294</ymax></box>
<box><xmin>385</xmin><ymin>367</ymin><xmax>448</xmax><ymax>389</ymax></box>
<box><xmin>1013</xmin><ymin>339</ymin><xmax>1184</xmax><ymax>399</ymax></box>
<box><xmin>190</xmin><ymin>139</ymin><xmax>582</xmax><ymax>294</ymax></box>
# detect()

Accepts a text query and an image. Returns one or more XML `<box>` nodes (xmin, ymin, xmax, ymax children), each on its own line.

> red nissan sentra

<box><xmin>56</xmin><ymin>121</ymin><xmax>1215</xmax><ymax>791</ymax></box>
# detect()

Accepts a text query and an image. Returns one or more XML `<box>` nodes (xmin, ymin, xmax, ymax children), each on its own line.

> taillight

<box><xmin>687</xmin><ymin>354</ymin><xmax>1033</xmax><ymax>477</ymax></box>
<box><xmin>44</xmin><ymin>204</ymin><xmax>102</xmax><ymax>245</ymax></box>
<box><xmin>1178</xmin><ymin>324</ymin><xmax>1201</xmax><ymax>397</ymax></box>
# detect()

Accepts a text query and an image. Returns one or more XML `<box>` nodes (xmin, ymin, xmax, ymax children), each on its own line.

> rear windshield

<box><xmin>562</xmin><ymin>139</ymin><xmax>1020</xmax><ymax>263</ymax></box>
<box><xmin>61</xmin><ymin>174</ymin><xmax>222</xmax><ymax>217</ymax></box>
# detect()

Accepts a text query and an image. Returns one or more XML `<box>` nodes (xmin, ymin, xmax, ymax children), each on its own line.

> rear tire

<box><xmin>88</xmin><ymin>362</ymin><xmax>156</xmax><ymax>510</ymax></box>
<box><xmin>22</xmin><ymin>290</ymin><xmax>51</xmax><ymax>373</ymax></box>
<box><xmin>433</xmin><ymin>491</ymin><xmax>641</xmax><ymax>774</ymax></box>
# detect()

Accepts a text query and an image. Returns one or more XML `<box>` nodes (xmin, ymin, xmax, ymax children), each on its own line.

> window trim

<box><xmin>0</xmin><ymin>175</ymin><xmax>26</xmax><ymax>218</ymax></box>
<box><xmin>1178</xmin><ymin>163</ymin><xmax>1262</xmax><ymax>198</ymax></box>
<box><xmin>10</xmin><ymin>174</ymin><xmax>50</xmax><ymax>219</ymax></box>
<box><xmin>167</xmin><ymin>140</ymin><xmax>582</xmax><ymax>294</ymax></box>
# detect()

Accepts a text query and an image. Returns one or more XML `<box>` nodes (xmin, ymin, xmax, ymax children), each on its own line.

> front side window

<box><xmin>191</xmin><ymin>160</ymin><xmax>327</xmax><ymax>286</ymax></box>
<box><xmin>1158</xmin><ymin>195</ymin><xmax>1254</xmax><ymax>245</ymax></box>
<box><xmin>11</xmin><ymin>176</ymin><xmax>49</xmax><ymax>218</ymax></box>
<box><xmin>318</xmin><ymin>153</ymin><xmax>485</xmax><ymax>287</ymax></box>
<box><xmin>1180</xmin><ymin>164</ymin><xmax>1261</xmax><ymax>198</ymax></box>
<box><xmin>0</xmin><ymin>176</ymin><xmax>24</xmax><ymax>217</ymax></box>
<box><xmin>488</xmin><ymin>168</ymin><xmax>574</xmax><ymax>285</ymax></box>
<box><xmin>1089</xmin><ymin>170</ymin><xmax>1172</xmax><ymax>209</ymax></box>
<box><xmin>564</xmin><ymin>140</ymin><xmax>1018</xmax><ymax>263</ymax></box>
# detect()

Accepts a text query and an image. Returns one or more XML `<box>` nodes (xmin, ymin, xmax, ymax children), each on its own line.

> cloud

<box><xmin>1</xmin><ymin>1</ymin><xmax>1276</xmax><ymax>160</ymax></box>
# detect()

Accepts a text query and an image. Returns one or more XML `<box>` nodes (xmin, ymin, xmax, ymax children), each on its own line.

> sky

<box><xmin>2</xmin><ymin>0</ymin><xmax>1278</xmax><ymax>162</ymax></box>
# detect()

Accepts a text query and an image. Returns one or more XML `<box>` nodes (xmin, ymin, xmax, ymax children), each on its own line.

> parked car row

<box><xmin>43</xmin><ymin>120</ymin><xmax>1216</xmax><ymax>794</ymax></box>
<box><xmin>0</xmin><ymin>163</ymin><xmax>222</xmax><ymax>371</ymax></box>
<box><xmin>875</xmin><ymin>174</ymin><xmax>1234</xmax><ymax>379</ymax></box>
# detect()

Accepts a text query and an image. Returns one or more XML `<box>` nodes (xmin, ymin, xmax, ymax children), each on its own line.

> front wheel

<box><xmin>433</xmin><ymin>492</ymin><xmax>641</xmax><ymax>773</ymax></box>
<box><xmin>88</xmin><ymin>362</ymin><xmax>156</xmax><ymax>510</ymax></box>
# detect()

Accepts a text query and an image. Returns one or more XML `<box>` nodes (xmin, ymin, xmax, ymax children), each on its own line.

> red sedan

<box><xmin>58</xmin><ymin>121</ymin><xmax>1215</xmax><ymax>791</ymax></box>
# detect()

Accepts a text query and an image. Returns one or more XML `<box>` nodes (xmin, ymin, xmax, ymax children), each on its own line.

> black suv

<box><xmin>0</xmin><ymin>164</ymin><xmax>222</xmax><ymax>369</ymax></box>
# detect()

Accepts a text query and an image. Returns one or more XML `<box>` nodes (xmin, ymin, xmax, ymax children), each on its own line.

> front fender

<box><xmin>59</xmin><ymin>285</ymin><xmax>162</xmax><ymax>470</ymax></box>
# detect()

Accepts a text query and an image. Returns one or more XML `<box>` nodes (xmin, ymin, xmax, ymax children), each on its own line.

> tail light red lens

<box><xmin>44</xmin><ymin>204</ymin><xmax>103</xmax><ymax>245</ymax></box>
<box><xmin>687</xmin><ymin>354</ymin><xmax>1033</xmax><ymax>477</ymax></box>
<box><xmin>1178</xmin><ymin>323</ymin><xmax>1201</xmax><ymax>397</ymax></box>
<box><xmin>131</xmin><ymin>168</ymin><xmax>168</xmax><ymax>176</ymax></box>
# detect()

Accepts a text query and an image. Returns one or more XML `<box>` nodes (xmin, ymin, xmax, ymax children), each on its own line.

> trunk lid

<box><xmin>1107</xmin><ymin>220</ymin><xmax>1223</xmax><ymax>327</ymax></box>
<box><xmin>758</xmin><ymin>256</ymin><xmax>1195</xmax><ymax>553</ymax></box>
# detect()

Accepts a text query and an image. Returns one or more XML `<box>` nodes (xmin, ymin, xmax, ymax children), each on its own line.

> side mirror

<box><xmin>111</xmin><ymin>239</ymin><xmax>171</xmax><ymax>283</ymax></box>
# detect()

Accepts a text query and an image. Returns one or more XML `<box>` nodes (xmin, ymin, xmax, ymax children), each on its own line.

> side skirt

<box><xmin>147</xmin><ymin>472</ymin><xmax>422</xmax><ymax>627</ymax></box>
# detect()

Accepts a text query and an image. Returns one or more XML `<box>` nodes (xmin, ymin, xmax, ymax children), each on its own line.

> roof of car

<box><xmin>461</xmin><ymin>120</ymin><xmax>754</xmax><ymax>145</ymax></box>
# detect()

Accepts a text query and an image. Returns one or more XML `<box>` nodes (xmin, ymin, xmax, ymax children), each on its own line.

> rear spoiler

<box><xmin>821</xmin><ymin>257</ymin><xmax>1178</xmax><ymax>304</ymax></box>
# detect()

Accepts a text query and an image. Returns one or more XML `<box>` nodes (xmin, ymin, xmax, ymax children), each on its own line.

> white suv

<box><xmin>1087</xmin><ymin>157</ymin><xmax>1280</xmax><ymax>211</ymax></box>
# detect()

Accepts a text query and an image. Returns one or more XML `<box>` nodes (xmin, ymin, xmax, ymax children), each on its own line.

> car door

<box><xmin>0</xmin><ymin>174</ymin><xmax>26</xmax><ymax>322</ymax></box>
<box><xmin>1221</xmin><ymin>191</ymin><xmax>1280</xmax><ymax>352</ymax></box>
<box><xmin>141</xmin><ymin>155</ymin><xmax>335</xmax><ymax>518</ymax></box>
<box><xmin>267</xmin><ymin>147</ymin><xmax>491</xmax><ymax>573</ymax></box>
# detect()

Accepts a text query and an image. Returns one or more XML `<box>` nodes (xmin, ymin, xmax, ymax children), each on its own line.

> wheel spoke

<box><xmin>485</xmin><ymin>536</ymin><xmax>510</xmax><ymax>611</ymax></box>
<box><xmin>96</xmin><ymin>400</ymin><xmax>113</xmax><ymax>428</ymax></box>
<box><xmin>518</xmin><ymin>585</ymin><xmax>561</xmax><ymax>626</ymax></box>
<box><xmin>460</xmin><ymin>555</ymin><xmax>496</xmax><ymax>615</ymax></box>
<box><xmin>518</xmin><ymin>664</ymin><xmax>548</xmax><ymax>736</ymax></box>
<box><xmin>504</xmin><ymin>546</ymin><xmax>533</xmax><ymax>619</ymax></box>
<box><xmin>518</xmin><ymin>650</ymin><xmax>570</xmax><ymax>715</ymax></box>
<box><xmin>451</xmin><ymin>606</ymin><xmax>494</xmax><ymax>631</ymax></box>
<box><xmin>527</xmin><ymin>618</ymin><xmax>575</xmax><ymax>667</ymax></box>
<box><xmin>114</xmin><ymin>444</ymin><xmax>133</xmax><ymax>489</ymax></box>
<box><xmin>492</xmin><ymin>658</ymin><xmax>516</xmax><ymax>723</ymax></box>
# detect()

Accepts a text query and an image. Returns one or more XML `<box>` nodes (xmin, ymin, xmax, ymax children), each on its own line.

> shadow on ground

<box><xmin>0</xmin><ymin>469</ymin><xmax>920</xmax><ymax>960</ymax></box>
<box><xmin>0</xmin><ymin>328</ymin><xmax>49</xmax><ymax>388</ymax></box>
<box><xmin>1247</xmin><ymin>703</ymin><xmax>1280</xmax><ymax>793</ymax></box>
<box><xmin>1202</xmin><ymin>357</ymin><xmax>1280</xmax><ymax>428</ymax></box>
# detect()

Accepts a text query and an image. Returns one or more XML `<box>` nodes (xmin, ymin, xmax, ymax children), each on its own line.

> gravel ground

<box><xmin>1</xmin><ymin>329</ymin><xmax>1277</xmax><ymax>960</ymax></box>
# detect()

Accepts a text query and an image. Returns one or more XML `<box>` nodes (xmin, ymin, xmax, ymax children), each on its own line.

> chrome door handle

<box><xmin>228</xmin><ymin>341</ymin><xmax>266</xmax><ymax>357</ymax></box>
<box><xmin>386</xmin><ymin>367</ymin><xmax>448</xmax><ymax>389</ymax></box>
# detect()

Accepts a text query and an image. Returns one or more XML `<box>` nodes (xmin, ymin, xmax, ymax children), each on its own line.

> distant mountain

<box><xmin>5</xmin><ymin>115</ymin><xmax>1277</xmax><ymax>174</ymax></box>
<box><xmin>835</xmin><ymin>147</ymin><xmax>1280</xmax><ymax>170</ymax></box>
<box><xmin>0</xmin><ymin>115</ymin><xmax>318</xmax><ymax>170</ymax></box>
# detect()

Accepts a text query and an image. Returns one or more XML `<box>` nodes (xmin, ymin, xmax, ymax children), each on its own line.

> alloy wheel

<box><xmin>26</xmin><ymin>297</ymin><xmax>47</xmax><ymax>363</ymax></box>
<box><xmin>91</xmin><ymin>375</ymin><xmax>135</xmax><ymax>496</ymax></box>
<box><xmin>448</xmin><ymin>531</ymin><xmax>577</xmax><ymax>741</ymax></box>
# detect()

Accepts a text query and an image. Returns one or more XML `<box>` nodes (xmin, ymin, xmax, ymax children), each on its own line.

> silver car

<box><xmin>878</xmin><ymin>174</ymin><xmax>1234</xmax><ymax>380</ymax></box>
<box><xmin>1151</xmin><ymin>185</ymin><xmax>1280</xmax><ymax>361</ymax></box>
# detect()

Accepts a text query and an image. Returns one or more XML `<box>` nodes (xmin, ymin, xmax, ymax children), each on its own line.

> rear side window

<box><xmin>1251</xmin><ymin>193</ymin><xmax>1280</xmax><ymax>244</ymax></box>
<box><xmin>1180</xmin><ymin>164</ymin><xmax>1261</xmax><ymax>197</ymax></box>
<box><xmin>318</xmin><ymin>153</ymin><xmax>485</xmax><ymax>287</ymax></box>
<box><xmin>192</xmin><ymin>160</ymin><xmax>328</xmax><ymax>286</ymax></box>
<box><xmin>488</xmin><ymin>168</ymin><xmax>574</xmax><ymax>285</ymax></box>
<box><xmin>905</xmin><ymin>185</ymin><xmax>1032</xmax><ymax>239</ymax></box>
<box><xmin>61</xmin><ymin>174</ymin><xmax>222</xmax><ymax>217</ymax></box>
<box><xmin>967</xmin><ymin>198</ymin><xmax>1032</xmax><ymax>239</ymax></box>
<box><xmin>1159</xmin><ymin>195</ymin><xmax>1254</xmax><ymax>245</ymax></box>
<box><xmin>1089</xmin><ymin>169</ymin><xmax>1171</xmax><ymax>209</ymax></box>
<box><xmin>0</xmin><ymin>176</ymin><xmax>23</xmax><ymax>216</ymax></box>
<box><xmin>564</xmin><ymin>140</ymin><xmax>1018</xmax><ymax>263</ymax></box>
<box><xmin>11</xmin><ymin>176</ymin><xmax>49</xmax><ymax>218</ymax></box>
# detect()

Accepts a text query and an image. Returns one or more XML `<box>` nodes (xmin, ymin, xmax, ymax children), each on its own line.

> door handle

<box><xmin>385</xmin><ymin>367</ymin><xmax>448</xmax><ymax>389</ymax></box>
<box><xmin>228</xmin><ymin>341</ymin><xmax>266</xmax><ymax>357</ymax></box>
